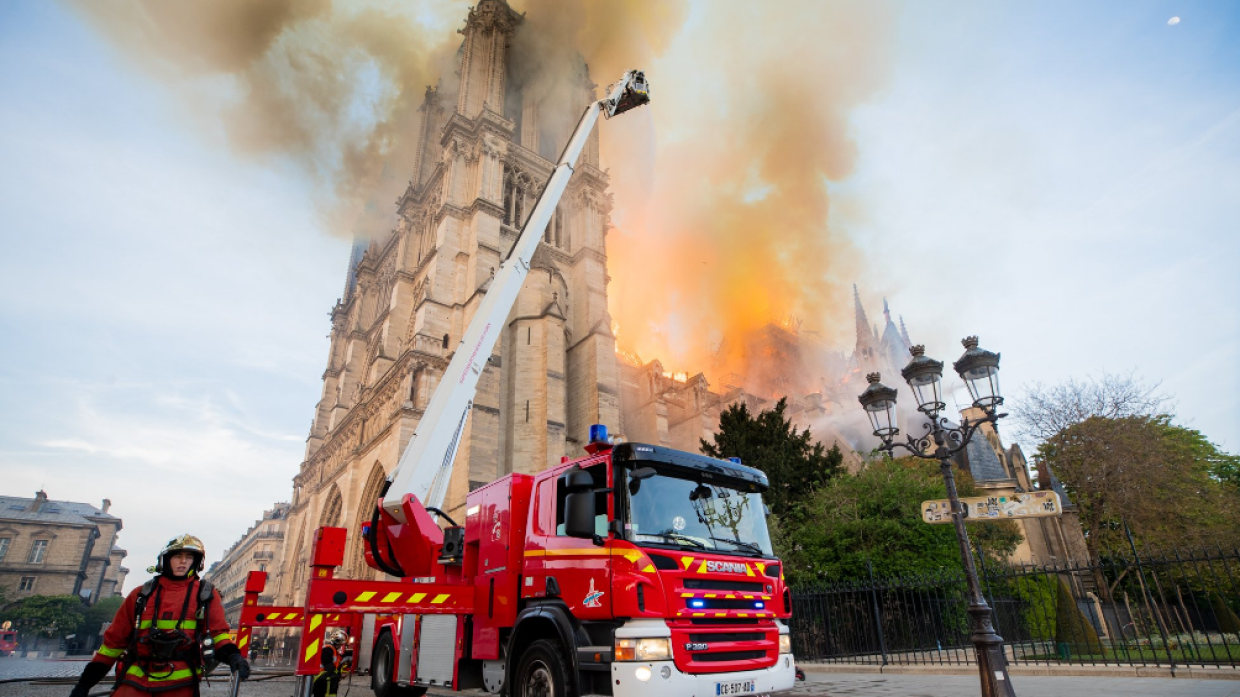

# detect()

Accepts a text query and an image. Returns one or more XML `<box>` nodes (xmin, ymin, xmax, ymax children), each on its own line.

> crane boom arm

<box><xmin>381</xmin><ymin>70</ymin><xmax>649</xmax><ymax>522</ymax></box>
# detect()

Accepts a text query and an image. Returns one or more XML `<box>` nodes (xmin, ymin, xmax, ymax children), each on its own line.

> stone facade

<box><xmin>204</xmin><ymin>503</ymin><xmax>289</xmax><ymax>625</ymax></box>
<box><xmin>276</xmin><ymin>0</ymin><xmax>617</xmax><ymax>605</ymax></box>
<box><xmin>0</xmin><ymin>492</ymin><xmax>127</xmax><ymax>603</ymax></box>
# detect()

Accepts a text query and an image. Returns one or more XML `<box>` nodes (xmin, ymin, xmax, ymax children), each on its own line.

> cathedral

<box><xmin>270</xmin><ymin>0</ymin><xmax>1084</xmax><ymax>606</ymax></box>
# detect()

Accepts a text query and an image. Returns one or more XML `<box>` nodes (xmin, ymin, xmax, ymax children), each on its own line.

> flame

<box><xmin>598</xmin><ymin>2</ymin><xmax>893</xmax><ymax>388</ymax></box>
<box><xmin>661</xmin><ymin>371</ymin><xmax>688</xmax><ymax>383</ymax></box>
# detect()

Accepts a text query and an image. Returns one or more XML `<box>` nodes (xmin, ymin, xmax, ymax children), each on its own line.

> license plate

<box><xmin>716</xmin><ymin>680</ymin><xmax>756</xmax><ymax>695</ymax></box>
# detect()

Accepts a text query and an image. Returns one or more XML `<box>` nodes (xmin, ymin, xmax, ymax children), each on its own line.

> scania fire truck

<box><xmin>289</xmin><ymin>69</ymin><xmax>796</xmax><ymax>697</ymax></box>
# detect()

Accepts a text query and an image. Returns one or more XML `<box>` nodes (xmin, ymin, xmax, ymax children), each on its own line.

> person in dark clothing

<box><xmin>312</xmin><ymin>629</ymin><xmax>351</xmax><ymax>697</ymax></box>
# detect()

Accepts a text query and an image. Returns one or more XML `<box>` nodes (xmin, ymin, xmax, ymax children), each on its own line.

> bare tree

<box><xmin>1010</xmin><ymin>370</ymin><xmax>1173</xmax><ymax>445</ymax></box>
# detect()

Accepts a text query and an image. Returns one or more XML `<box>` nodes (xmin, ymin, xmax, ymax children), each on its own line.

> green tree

<box><xmin>1038</xmin><ymin>415</ymin><xmax>1240</xmax><ymax>555</ymax></box>
<box><xmin>82</xmin><ymin>596</ymin><xmax>124</xmax><ymax>637</ymax></box>
<box><xmin>701</xmin><ymin>397</ymin><xmax>843</xmax><ymax>518</ymax></box>
<box><xmin>6</xmin><ymin>595</ymin><xmax>85</xmax><ymax>639</ymax></box>
<box><xmin>777</xmin><ymin>456</ymin><xmax>1022</xmax><ymax>584</ymax></box>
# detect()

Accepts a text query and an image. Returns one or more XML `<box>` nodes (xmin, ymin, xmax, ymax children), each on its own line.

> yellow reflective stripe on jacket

<box><xmin>212</xmin><ymin>632</ymin><xmax>232</xmax><ymax>646</ymax></box>
<box><xmin>125</xmin><ymin>664</ymin><xmax>199</xmax><ymax>682</ymax></box>
<box><xmin>97</xmin><ymin>645</ymin><xmax>125</xmax><ymax>658</ymax></box>
<box><xmin>138</xmin><ymin>619</ymin><xmax>197</xmax><ymax>630</ymax></box>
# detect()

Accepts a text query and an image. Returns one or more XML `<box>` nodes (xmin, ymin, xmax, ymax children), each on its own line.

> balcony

<box><xmin>252</xmin><ymin>551</ymin><xmax>275</xmax><ymax>560</ymax></box>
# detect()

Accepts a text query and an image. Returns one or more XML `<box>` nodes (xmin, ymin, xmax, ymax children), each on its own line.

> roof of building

<box><xmin>0</xmin><ymin>495</ymin><xmax>116</xmax><ymax>526</ymax></box>
<box><xmin>964</xmin><ymin>436</ymin><xmax>1010</xmax><ymax>482</ymax></box>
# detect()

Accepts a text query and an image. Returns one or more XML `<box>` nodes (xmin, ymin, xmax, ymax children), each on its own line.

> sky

<box><xmin>0</xmin><ymin>0</ymin><xmax>1237</xmax><ymax>594</ymax></box>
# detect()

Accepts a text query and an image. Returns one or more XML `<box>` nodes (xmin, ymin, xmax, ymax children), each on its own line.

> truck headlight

<box><xmin>616</xmin><ymin>638</ymin><xmax>670</xmax><ymax>661</ymax></box>
<box><xmin>778</xmin><ymin>634</ymin><xmax>792</xmax><ymax>654</ymax></box>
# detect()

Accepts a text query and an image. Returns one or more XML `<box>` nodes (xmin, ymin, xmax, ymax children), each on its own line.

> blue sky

<box><xmin>0</xmin><ymin>1</ymin><xmax>1237</xmax><ymax>593</ymax></box>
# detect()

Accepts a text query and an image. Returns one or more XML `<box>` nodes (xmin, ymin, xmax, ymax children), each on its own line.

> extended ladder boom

<box><xmin>382</xmin><ymin>70</ymin><xmax>649</xmax><ymax>522</ymax></box>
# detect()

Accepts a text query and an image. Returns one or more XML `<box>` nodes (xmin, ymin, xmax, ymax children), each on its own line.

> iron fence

<box><xmin>789</xmin><ymin>545</ymin><xmax>1240</xmax><ymax>669</ymax></box>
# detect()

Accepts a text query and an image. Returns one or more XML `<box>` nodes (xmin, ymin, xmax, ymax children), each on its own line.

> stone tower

<box><xmin>276</xmin><ymin>0</ymin><xmax>621</xmax><ymax>602</ymax></box>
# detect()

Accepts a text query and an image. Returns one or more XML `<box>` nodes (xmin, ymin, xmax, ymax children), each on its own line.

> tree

<box><xmin>701</xmin><ymin>397</ymin><xmax>844</xmax><ymax>518</ymax></box>
<box><xmin>1038</xmin><ymin>415</ymin><xmax>1240</xmax><ymax>555</ymax></box>
<box><xmin>1011</xmin><ymin>371</ymin><xmax>1172</xmax><ymax>445</ymax></box>
<box><xmin>82</xmin><ymin>596</ymin><xmax>124</xmax><ymax>637</ymax></box>
<box><xmin>776</xmin><ymin>456</ymin><xmax>1022</xmax><ymax>584</ymax></box>
<box><xmin>5</xmin><ymin>595</ymin><xmax>85</xmax><ymax>640</ymax></box>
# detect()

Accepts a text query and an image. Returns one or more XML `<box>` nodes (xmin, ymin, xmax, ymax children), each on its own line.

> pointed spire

<box><xmin>899</xmin><ymin>315</ymin><xmax>911</xmax><ymax>346</ymax></box>
<box><xmin>853</xmin><ymin>284</ymin><xmax>871</xmax><ymax>345</ymax></box>
<box><xmin>883</xmin><ymin>297</ymin><xmax>891</xmax><ymax>321</ymax></box>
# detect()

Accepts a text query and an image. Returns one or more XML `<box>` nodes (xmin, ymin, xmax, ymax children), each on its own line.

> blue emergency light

<box><xmin>690</xmin><ymin>599</ymin><xmax>706</xmax><ymax>609</ymax></box>
<box><xmin>590</xmin><ymin>424</ymin><xmax>609</xmax><ymax>444</ymax></box>
<box><xmin>753</xmin><ymin>601</ymin><xmax>765</xmax><ymax>609</ymax></box>
<box><xmin>728</xmin><ymin>457</ymin><xmax>742</xmax><ymax>464</ymax></box>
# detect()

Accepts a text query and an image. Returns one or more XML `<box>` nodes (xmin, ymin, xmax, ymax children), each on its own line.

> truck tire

<box><xmin>371</xmin><ymin>631</ymin><xmax>427</xmax><ymax>697</ymax></box>
<box><xmin>512</xmin><ymin>639</ymin><xmax>571</xmax><ymax>697</ymax></box>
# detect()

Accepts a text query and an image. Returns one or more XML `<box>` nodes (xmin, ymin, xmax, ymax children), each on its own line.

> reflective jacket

<box><xmin>93</xmin><ymin>577</ymin><xmax>235</xmax><ymax>693</ymax></box>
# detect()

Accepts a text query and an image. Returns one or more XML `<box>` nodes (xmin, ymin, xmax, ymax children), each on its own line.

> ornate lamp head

<box><xmin>901</xmin><ymin>345</ymin><xmax>945</xmax><ymax>418</ymax></box>
<box><xmin>857</xmin><ymin>372</ymin><xmax>899</xmax><ymax>443</ymax></box>
<box><xmin>953</xmin><ymin>336</ymin><xmax>1002</xmax><ymax>414</ymax></box>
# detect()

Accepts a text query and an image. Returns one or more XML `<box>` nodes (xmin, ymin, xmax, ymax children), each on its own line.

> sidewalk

<box><xmin>800</xmin><ymin>672</ymin><xmax>1240</xmax><ymax>696</ymax></box>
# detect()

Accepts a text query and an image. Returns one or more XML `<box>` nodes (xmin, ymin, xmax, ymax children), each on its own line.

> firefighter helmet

<box><xmin>327</xmin><ymin>629</ymin><xmax>348</xmax><ymax>646</ymax></box>
<box><xmin>153</xmin><ymin>534</ymin><xmax>206</xmax><ymax>574</ymax></box>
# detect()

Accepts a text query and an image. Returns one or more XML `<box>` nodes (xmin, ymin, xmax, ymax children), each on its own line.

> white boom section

<box><xmin>383</xmin><ymin>70</ymin><xmax>649</xmax><ymax>522</ymax></box>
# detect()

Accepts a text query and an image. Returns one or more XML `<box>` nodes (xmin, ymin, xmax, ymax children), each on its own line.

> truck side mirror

<box><xmin>562</xmin><ymin>470</ymin><xmax>598</xmax><ymax>539</ymax></box>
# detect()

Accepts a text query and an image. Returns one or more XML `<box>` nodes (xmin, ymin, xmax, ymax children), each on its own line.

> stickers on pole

<box><xmin>921</xmin><ymin>491</ymin><xmax>1061</xmax><ymax>524</ymax></box>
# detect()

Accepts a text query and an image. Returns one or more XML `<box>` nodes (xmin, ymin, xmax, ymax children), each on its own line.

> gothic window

<box><xmin>347</xmin><ymin>462</ymin><xmax>388</xmax><ymax>579</ymax></box>
<box><xmin>0</xmin><ymin>537</ymin><xmax>8</xmax><ymax>562</ymax></box>
<box><xmin>443</xmin><ymin>333</ymin><xmax>450</xmax><ymax>350</ymax></box>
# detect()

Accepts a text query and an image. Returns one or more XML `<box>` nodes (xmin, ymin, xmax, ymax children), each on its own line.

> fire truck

<box><xmin>288</xmin><ymin>69</ymin><xmax>796</xmax><ymax>697</ymax></box>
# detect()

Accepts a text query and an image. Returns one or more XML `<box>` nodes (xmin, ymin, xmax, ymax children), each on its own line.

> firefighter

<box><xmin>68</xmin><ymin>535</ymin><xmax>250</xmax><ymax>697</ymax></box>
<box><xmin>312</xmin><ymin>629</ymin><xmax>352</xmax><ymax>697</ymax></box>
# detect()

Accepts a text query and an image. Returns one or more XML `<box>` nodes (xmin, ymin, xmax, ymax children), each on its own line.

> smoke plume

<box><xmin>597</xmin><ymin>1</ymin><xmax>895</xmax><ymax>386</ymax></box>
<box><xmin>64</xmin><ymin>0</ymin><xmax>465</xmax><ymax>236</ymax></box>
<box><xmin>68</xmin><ymin>0</ymin><xmax>895</xmax><ymax>399</ymax></box>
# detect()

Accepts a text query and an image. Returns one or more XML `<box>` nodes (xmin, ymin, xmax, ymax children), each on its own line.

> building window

<box><xmin>19</xmin><ymin>576</ymin><xmax>35</xmax><ymax>591</ymax></box>
<box><xmin>0</xmin><ymin>537</ymin><xmax>9</xmax><ymax>562</ymax></box>
<box><xmin>28</xmin><ymin>539</ymin><xmax>48</xmax><ymax>564</ymax></box>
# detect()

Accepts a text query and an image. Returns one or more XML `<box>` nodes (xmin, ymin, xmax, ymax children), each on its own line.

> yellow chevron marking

<box><xmin>726</xmin><ymin>594</ymin><xmax>736</xmax><ymax>599</ymax></box>
<box><xmin>623</xmin><ymin>550</ymin><xmax>642</xmax><ymax>564</ymax></box>
<box><xmin>762</xmin><ymin>595</ymin><xmax>771</xmax><ymax>601</ymax></box>
<box><xmin>431</xmin><ymin>594</ymin><xmax>450</xmax><ymax>604</ymax></box>
<box><xmin>309</xmin><ymin>614</ymin><xmax>323</xmax><ymax>632</ymax></box>
<box><xmin>681</xmin><ymin>593</ymin><xmax>694</xmax><ymax>598</ymax></box>
<box><xmin>238</xmin><ymin>635</ymin><xmax>249</xmax><ymax>649</ymax></box>
<box><xmin>705</xmin><ymin>593</ymin><xmax>716</xmax><ymax>598</ymax></box>
<box><xmin>755</xmin><ymin>562</ymin><xmax>767</xmax><ymax>575</ymax></box>
<box><xmin>714</xmin><ymin>613</ymin><xmax>726</xmax><ymax>617</ymax></box>
<box><xmin>355</xmin><ymin>592</ymin><xmax>377</xmax><ymax>603</ymax></box>
<box><xmin>681</xmin><ymin>556</ymin><xmax>695</xmax><ymax>569</ymax></box>
<box><xmin>642</xmin><ymin>564</ymin><xmax>655</xmax><ymax>573</ymax></box>
<box><xmin>284</xmin><ymin>613</ymin><xmax>299</xmax><ymax>620</ymax></box>
<box><xmin>738</xmin><ymin>613</ymin><xmax>749</xmax><ymax>617</ymax></box>
<box><xmin>692</xmin><ymin>612</ymin><xmax>705</xmax><ymax>617</ymax></box>
<box><xmin>410</xmin><ymin>593</ymin><xmax>427</xmax><ymax>603</ymax></box>
<box><xmin>382</xmin><ymin>592</ymin><xmax>403</xmax><ymax>603</ymax></box>
<box><xmin>744</xmin><ymin>564</ymin><xmax>755</xmax><ymax>577</ymax></box>
<box><xmin>304</xmin><ymin>639</ymin><xmax>319</xmax><ymax>663</ymax></box>
<box><xmin>698</xmin><ymin>560</ymin><xmax>710</xmax><ymax>574</ymax></box>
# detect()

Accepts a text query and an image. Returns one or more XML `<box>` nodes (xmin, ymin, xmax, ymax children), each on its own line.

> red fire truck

<box><xmin>0</xmin><ymin>627</ymin><xmax>17</xmax><ymax>656</ymax></box>
<box><xmin>288</xmin><ymin>69</ymin><xmax>796</xmax><ymax>697</ymax></box>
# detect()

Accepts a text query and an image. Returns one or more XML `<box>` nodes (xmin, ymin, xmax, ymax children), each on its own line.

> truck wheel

<box><xmin>371</xmin><ymin>631</ymin><xmax>427</xmax><ymax>697</ymax></box>
<box><xmin>513</xmin><ymin>639</ymin><xmax>571</xmax><ymax>697</ymax></box>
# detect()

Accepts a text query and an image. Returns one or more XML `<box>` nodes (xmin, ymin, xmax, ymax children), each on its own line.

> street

<box><xmin>3</xmin><ymin>658</ymin><xmax>1238</xmax><ymax>697</ymax></box>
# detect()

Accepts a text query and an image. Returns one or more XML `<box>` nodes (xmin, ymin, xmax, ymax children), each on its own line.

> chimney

<box><xmin>101</xmin><ymin>499</ymin><xmax>112</xmax><ymax>514</ymax></box>
<box><xmin>30</xmin><ymin>490</ymin><xmax>48</xmax><ymax>512</ymax></box>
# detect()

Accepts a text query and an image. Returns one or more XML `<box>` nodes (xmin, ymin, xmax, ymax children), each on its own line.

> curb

<box><xmin>799</xmin><ymin>662</ymin><xmax>1240</xmax><ymax>681</ymax></box>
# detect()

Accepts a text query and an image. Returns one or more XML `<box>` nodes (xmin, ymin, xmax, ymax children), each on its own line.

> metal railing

<box><xmin>790</xmin><ymin>545</ymin><xmax>1240</xmax><ymax>670</ymax></box>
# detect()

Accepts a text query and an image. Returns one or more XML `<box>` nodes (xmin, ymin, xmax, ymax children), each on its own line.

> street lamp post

<box><xmin>857</xmin><ymin>336</ymin><xmax>1015</xmax><ymax>697</ymax></box>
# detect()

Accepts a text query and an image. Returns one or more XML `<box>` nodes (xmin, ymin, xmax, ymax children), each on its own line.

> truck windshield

<box><xmin>624</xmin><ymin>469</ymin><xmax>774</xmax><ymax>557</ymax></box>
